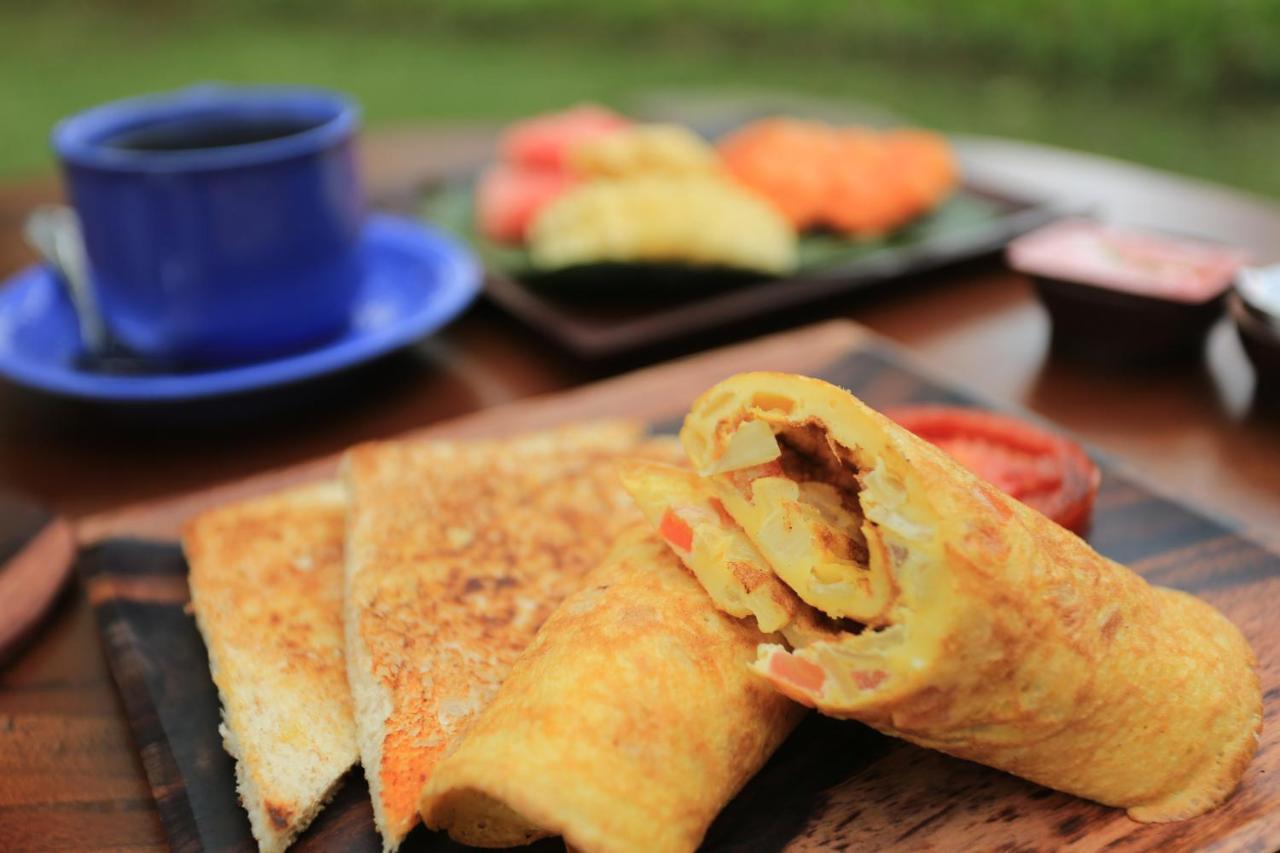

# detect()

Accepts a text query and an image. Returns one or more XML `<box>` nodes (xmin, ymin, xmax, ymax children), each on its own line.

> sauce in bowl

<box><xmin>1007</xmin><ymin>219</ymin><xmax>1249</xmax><ymax>304</ymax></box>
<box><xmin>1007</xmin><ymin>219</ymin><xmax>1251</xmax><ymax>366</ymax></box>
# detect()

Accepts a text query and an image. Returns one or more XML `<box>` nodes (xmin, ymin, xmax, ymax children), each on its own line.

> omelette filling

<box><xmin>705</xmin><ymin>416</ymin><xmax>933</xmax><ymax>710</ymax></box>
<box><xmin>775</xmin><ymin>425</ymin><xmax>872</xmax><ymax>573</ymax></box>
<box><xmin>708</xmin><ymin>418</ymin><xmax>893</xmax><ymax>623</ymax></box>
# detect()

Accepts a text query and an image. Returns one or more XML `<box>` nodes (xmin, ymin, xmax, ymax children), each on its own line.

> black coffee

<box><xmin>105</xmin><ymin>118</ymin><xmax>316</xmax><ymax>152</ymax></box>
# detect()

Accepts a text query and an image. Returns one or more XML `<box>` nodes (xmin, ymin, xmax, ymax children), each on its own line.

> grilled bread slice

<box><xmin>341</xmin><ymin>422</ymin><xmax>673</xmax><ymax>850</ymax></box>
<box><xmin>185</xmin><ymin>482</ymin><xmax>357</xmax><ymax>853</ymax></box>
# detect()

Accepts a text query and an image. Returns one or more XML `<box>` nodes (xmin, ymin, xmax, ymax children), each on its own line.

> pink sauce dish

<box><xmin>1007</xmin><ymin>219</ymin><xmax>1252</xmax><ymax>366</ymax></box>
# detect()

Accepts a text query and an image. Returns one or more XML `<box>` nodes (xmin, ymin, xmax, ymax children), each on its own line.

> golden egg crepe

<box><xmin>418</xmin><ymin>526</ymin><xmax>804</xmax><ymax>851</ymax></box>
<box><xmin>185</xmin><ymin>482</ymin><xmax>357</xmax><ymax>853</ymax></box>
<box><xmin>342</xmin><ymin>423</ymin><xmax>675</xmax><ymax>849</ymax></box>
<box><xmin>667</xmin><ymin>372</ymin><xmax>1261</xmax><ymax>823</ymax></box>
<box><xmin>616</xmin><ymin>458</ymin><xmax>840</xmax><ymax>648</ymax></box>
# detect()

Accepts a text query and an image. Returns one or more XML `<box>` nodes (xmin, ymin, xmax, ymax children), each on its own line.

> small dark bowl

<box><xmin>1030</xmin><ymin>275</ymin><xmax>1226</xmax><ymax>366</ymax></box>
<box><xmin>1229</xmin><ymin>290</ymin><xmax>1280</xmax><ymax>400</ymax></box>
<box><xmin>1007</xmin><ymin>219</ymin><xmax>1246</xmax><ymax>368</ymax></box>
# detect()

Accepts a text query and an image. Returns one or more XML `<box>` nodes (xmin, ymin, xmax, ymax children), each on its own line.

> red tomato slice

<box><xmin>708</xmin><ymin>497</ymin><xmax>736</xmax><ymax>526</ymax></box>
<box><xmin>886</xmin><ymin>406</ymin><xmax>1100</xmax><ymax>535</ymax></box>
<box><xmin>659</xmin><ymin>508</ymin><xmax>694</xmax><ymax>552</ymax></box>
<box><xmin>500</xmin><ymin>104</ymin><xmax>630</xmax><ymax>171</ymax></box>
<box><xmin>474</xmin><ymin>164</ymin><xmax>575</xmax><ymax>244</ymax></box>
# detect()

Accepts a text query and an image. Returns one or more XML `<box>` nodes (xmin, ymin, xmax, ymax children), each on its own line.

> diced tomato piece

<box><xmin>708</xmin><ymin>497</ymin><xmax>736</xmax><ymax>526</ymax></box>
<box><xmin>474</xmin><ymin>164</ymin><xmax>576</xmax><ymax>244</ymax></box>
<box><xmin>852</xmin><ymin>669</ymin><xmax>888</xmax><ymax>691</ymax></box>
<box><xmin>500</xmin><ymin>105</ymin><xmax>630</xmax><ymax>172</ymax></box>
<box><xmin>768</xmin><ymin>651</ymin><xmax>826</xmax><ymax>694</ymax></box>
<box><xmin>886</xmin><ymin>406</ymin><xmax>1100</xmax><ymax>535</ymax></box>
<box><xmin>659</xmin><ymin>508</ymin><xmax>694</xmax><ymax>552</ymax></box>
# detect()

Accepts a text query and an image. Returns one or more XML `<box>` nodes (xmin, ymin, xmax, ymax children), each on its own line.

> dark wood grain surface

<box><xmin>82</xmin><ymin>342</ymin><xmax>1280</xmax><ymax>852</ymax></box>
<box><xmin>3</xmin><ymin>121</ymin><xmax>1280</xmax><ymax>852</ymax></box>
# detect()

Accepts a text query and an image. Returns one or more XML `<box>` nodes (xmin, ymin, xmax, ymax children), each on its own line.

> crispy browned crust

<box><xmin>419</xmin><ymin>527</ymin><xmax>805</xmax><ymax>851</ymax></box>
<box><xmin>184</xmin><ymin>482</ymin><xmax>357</xmax><ymax>853</ymax></box>
<box><xmin>678</xmin><ymin>372</ymin><xmax>1263</xmax><ymax>822</ymax></box>
<box><xmin>341</xmin><ymin>423</ymin><xmax>677</xmax><ymax>848</ymax></box>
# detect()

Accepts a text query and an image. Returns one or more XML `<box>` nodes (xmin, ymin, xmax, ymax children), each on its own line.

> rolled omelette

<box><xmin>638</xmin><ymin>372</ymin><xmax>1260</xmax><ymax>822</ymax></box>
<box><xmin>418</xmin><ymin>526</ymin><xmax>805</xmax><ymax>851</ymax></box>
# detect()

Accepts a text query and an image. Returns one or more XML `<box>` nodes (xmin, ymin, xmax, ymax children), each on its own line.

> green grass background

<box><xmin>4</xmin><ymin>2</ymin><xmax>1278</xmax><ymax>196</ymax></box>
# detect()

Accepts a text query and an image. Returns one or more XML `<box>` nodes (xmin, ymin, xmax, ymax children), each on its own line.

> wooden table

<box><xmin>2</xmin><ymin>124</ymin><xmax>1279</xmax><ymax>851</ymax></box>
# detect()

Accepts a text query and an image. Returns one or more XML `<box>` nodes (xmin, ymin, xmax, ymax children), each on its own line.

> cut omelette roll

<box><xmin>676</xmin><ymin>372</ymin><xmax>1261</xmax><ymax>823</ymax></box>
<box><xmin>418</xmin><ymin>526</ymin><xmax>804</xmax><ymax>852</ymax></box>
<box><xmin>184</xmin><ymin>482</ymin><xmax>357</xmax><ymax>853</ymax></box>
<box><xmin>342</xmin><ymin>423</ymin><xmax>678</xmax><ymax>850</ymax></box>
<box><xmin>616</xmin><ymin>458</ymin><xmax>836</xmax><ymax>647</ymax></box>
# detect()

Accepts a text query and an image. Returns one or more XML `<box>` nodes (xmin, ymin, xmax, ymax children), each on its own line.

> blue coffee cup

<box><xmin>52</xmin><ymin>85</ymin><xmax>365</xmax><ymax>365</ymax></box>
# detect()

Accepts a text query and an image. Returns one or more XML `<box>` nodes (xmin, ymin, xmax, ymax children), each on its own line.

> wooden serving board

<box><xmin>78</xmin><ymin>321</ymin><xmax>1280</xmax><ymax>852</ymax></box>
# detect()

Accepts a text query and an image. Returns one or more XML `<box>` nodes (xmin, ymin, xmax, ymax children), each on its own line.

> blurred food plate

<box><xmin>422</xmin><ymin>174</ymin><xmax>1062</xmax><ymax>358</ymax></box>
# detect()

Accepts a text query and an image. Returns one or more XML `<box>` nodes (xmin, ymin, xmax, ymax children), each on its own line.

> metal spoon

<box><xmin>22</xmin><ymin>205</ymin><xmax>187</xmax><ymax>374</ymax></box>
<box><xmin>23</xmin><ymin>205</ymin><xmax>110</xmax><ymax>355</ymax></box>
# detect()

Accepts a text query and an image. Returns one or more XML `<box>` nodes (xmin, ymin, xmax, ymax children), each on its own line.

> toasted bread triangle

<box><xmin>185</xmin><ymin>482</ymin><xmax>358</xmax><ymax>853</ymax></box>
<box><xmin>341</xmin><ymin>422</ymin><xmax>675</xmax><ymax>849</ymax></box>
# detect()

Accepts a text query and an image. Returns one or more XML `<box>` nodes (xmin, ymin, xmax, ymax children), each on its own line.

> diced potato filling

<box><xmin>697</xmin><ymin>414</ymin><xmax>944</xmax><ymax>703</ymax></box>
<box><xmin>744</xmin><ymin>424</ymin><xmax>894</xmax><ymax>623</ymax></box>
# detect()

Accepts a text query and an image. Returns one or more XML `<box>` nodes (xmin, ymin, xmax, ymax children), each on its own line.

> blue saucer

<box><xmin>0</xmin><ymin>214</ymin><xmax>481</xmax><ymax>402</ymax></box>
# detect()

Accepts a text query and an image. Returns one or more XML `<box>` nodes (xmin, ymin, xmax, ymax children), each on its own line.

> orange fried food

<box><xmin>883</xmin><ymin>129</ymin><xmax>959</xmax><ymax>216</ymax></box>
<box><xmin>718</xmin><ymin>118</ymin><xmax>959</xmax><ymax>237</ymax></box>
<box><xmin>718</xmin><ymin>118</ymin><xmax>835</xmax><ymax>229</ymax></box>
<box><xmin>825</xmin><ymin>130</ymin><xmax>913</xmax><ymax>237</ymax></box>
